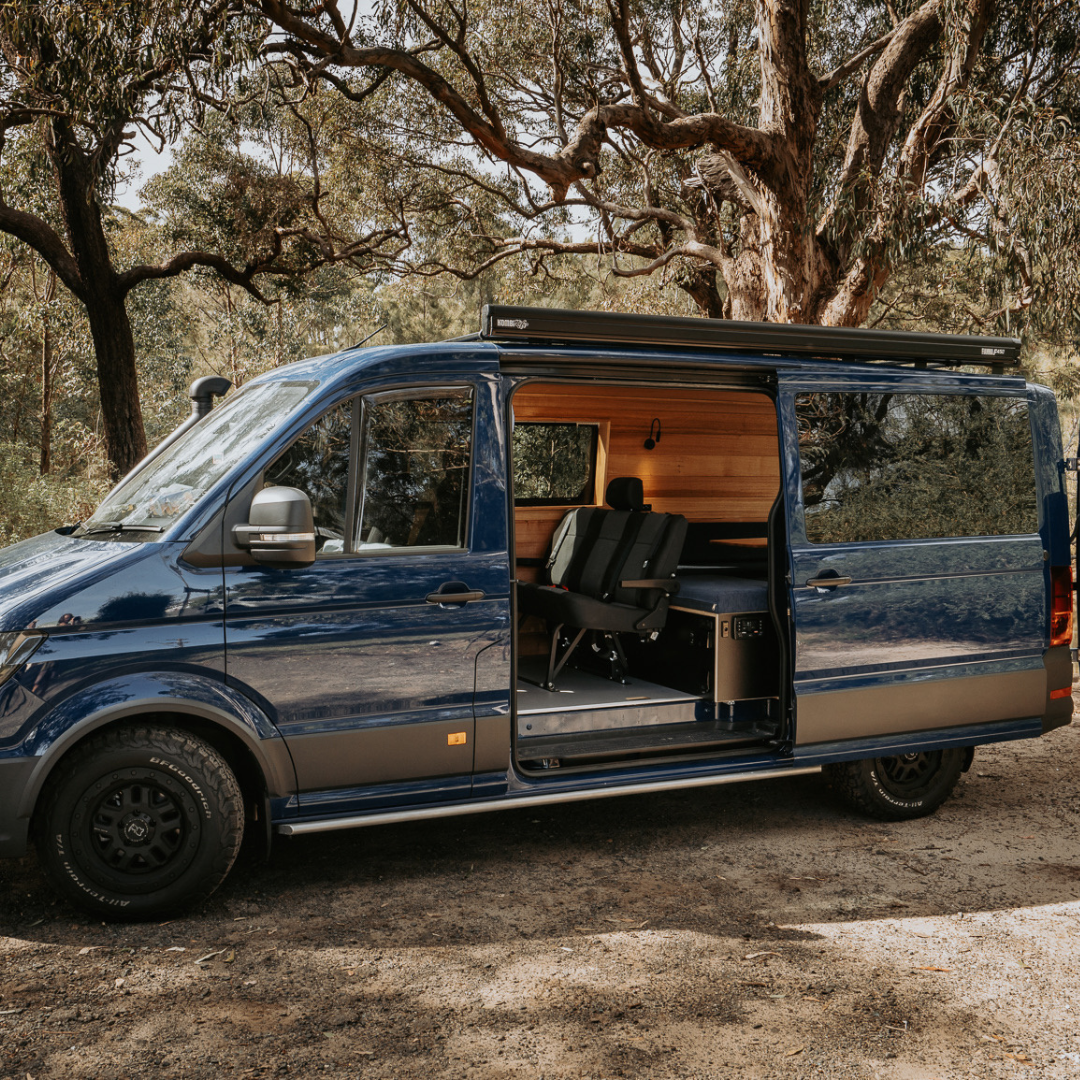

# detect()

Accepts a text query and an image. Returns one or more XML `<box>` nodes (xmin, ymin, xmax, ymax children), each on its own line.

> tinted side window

<box><xmin>513</xmin><ymin>422</ymin><xmax>598</xmax><ymax>505</ymax></box>
<box><xmin>796</xmin><ymin>393</ymin><xmax>1037</xmax><ymax>543</ymax></box>
<box><xmin>264</xmin><ymin>400</ymin><xmax>352</xmax><ymax>553</ymax></box>
<box><xmin>358</xmin><ymin>389</ymin><xmax>473</xmax><ymax>549</ymax></box>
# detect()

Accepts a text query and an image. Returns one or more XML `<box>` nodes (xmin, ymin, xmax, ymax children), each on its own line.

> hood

<box><xmin>0</xmin><ymin>531</ymin><xmax>159</xmax><ymax>633</ymax></box>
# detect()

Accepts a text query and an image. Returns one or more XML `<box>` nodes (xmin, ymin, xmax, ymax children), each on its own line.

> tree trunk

<box><xmin>679</xmin><ymin>267</ymin><xmax>725</xmax><ymax>319</ymax></box>
<box><xmin>85</xmin><ymin>291</ymin><xmax>146</xmax><ymax>477</ymax></box>
<box><xmin>40</xmin><ymin>310</ymin><xmax>52</xmax><ymax>475</ymax></box>
<box><xmin>46</xmin><ymin>117</ymin><xmax>147</xmax><ymax>478</ymax></box>
<box><xmin>718</xmin><ymin>0</ymin><xmax>822</xmax><ymax>324</ymax></box>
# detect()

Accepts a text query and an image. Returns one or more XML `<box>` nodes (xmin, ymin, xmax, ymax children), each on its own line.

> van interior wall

<box><xmin>512</xmin><ymin>383</ymin><xmax>781</xmax><ymax>570</ymax></box>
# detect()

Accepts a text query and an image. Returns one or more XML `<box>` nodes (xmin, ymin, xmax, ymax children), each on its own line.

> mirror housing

<box><xmin>232</xmin><ymin>487</ymin><xmax>316</xmax><ymax>568</ymax></box>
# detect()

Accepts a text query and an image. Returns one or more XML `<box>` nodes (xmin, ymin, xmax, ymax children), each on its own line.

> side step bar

<box><xmin>277</xmin><ymin>763</ymin><xmax>821</xmax><ymax>837</ymax></box>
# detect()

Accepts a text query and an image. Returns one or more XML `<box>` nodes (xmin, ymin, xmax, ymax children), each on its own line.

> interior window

<box><xmin>264</xmin><ymin>400</ymin><xmax>352</xmax><ymax>554</ymax></box>
<box><xmin>513</xmin><ymin>422</ymin><xmax>598</xmax><ymax>505</ymax></box>
<box><xmin>358</xmin><ymin>389</ymin><xmax>473</xmax><ymax>549</ymax></box>
<box><xmin>796</xmin><ymin>392</ymin><xmax>1037</xmax><ymax>543</ymax></box>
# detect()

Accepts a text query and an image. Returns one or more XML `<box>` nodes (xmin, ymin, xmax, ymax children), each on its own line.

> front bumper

<box><xmin>0</xmin><ymin>756</ymin><xmax>37</xmax><ymax>858</ymax></box>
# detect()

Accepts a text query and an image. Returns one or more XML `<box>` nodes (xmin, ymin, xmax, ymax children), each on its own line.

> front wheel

<box><xmin>825</xmin><ymin>749</ymin><xmax>965</xmax><ymax>821</ymax></box>
<box><xmin>35</xmin><ymin>725</ymin><xmax>244</xmax><ymax>920</ymax></box>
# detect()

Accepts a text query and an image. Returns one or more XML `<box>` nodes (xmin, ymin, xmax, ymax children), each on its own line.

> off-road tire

<box><xmin>35</xmin><ymin>725</ymin><xmax>244</xmax><ymax>920</ymax></box>
<box><xmin>825</xmin><ymin>749</ymin><xmax>965</xmax><ymax>821</ymax></box>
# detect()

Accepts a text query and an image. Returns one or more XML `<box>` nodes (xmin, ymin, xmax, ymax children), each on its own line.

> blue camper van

<box><xmin>0</xmin><ymin>306</ymin><xmax>1072</xmax><ymax>918</ymax></box>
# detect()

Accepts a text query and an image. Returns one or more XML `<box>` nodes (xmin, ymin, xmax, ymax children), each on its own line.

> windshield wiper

<box><xmin>77</xmin><ymin>523</ymin><xmax>165</xmax><ymax>537</ymax></box>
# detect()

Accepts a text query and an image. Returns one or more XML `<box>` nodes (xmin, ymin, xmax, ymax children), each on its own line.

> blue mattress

<box><xmin>674</xmin><ymin>574</ymin><xmax>769</xmax><ymax>614</ymax></box>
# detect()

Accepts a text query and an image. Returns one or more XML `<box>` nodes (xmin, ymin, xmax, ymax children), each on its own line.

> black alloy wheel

<box><xmin>876</xmin><ymin>752</ymin><xmax>943</xmax><ymax>797</ymax></box>
<box><xmin>84</xmin><ymin>774</ymin><xmax>193</xmax><ymax>880</ymax></box>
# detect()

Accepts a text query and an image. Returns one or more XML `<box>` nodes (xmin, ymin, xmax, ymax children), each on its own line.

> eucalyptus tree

<box><xmin>0</xmin><ymin>2</ymin><xmax>407</xmax><ymax>477</ymax></box>
<box><xmin>252</xmin><ymin>0</ymin><xmax>1080</xmax><ymax>341</ymax></box>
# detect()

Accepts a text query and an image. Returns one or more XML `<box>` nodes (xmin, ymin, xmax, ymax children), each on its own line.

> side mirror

<box><xmin>232</xmin><ymin>487</ymin><xmax>316</xmax><ymax>568</ymax></box>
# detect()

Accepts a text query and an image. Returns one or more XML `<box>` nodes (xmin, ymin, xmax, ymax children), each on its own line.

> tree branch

<box><xmin>0</xmin><ymin>199</ymin><xmax>84</xmax><ymax>301</ymax></box>
<box><xmin>823</xmin><ymin>0</ymin><xmax>945</xmax><ymax>215</ymax></box>
<box><xmin>899</xmin><ymin>0</ymin><xmax>996</xmax><ymax>190</ymax></box>
<box><xmin>255</xmin><ymin>0</ymin><xmax>775</xmax><ymax>200</ymax></box>
<box><xmin>119</xmin><ymin>248</ymin><xmax>276</xmax><ymax>300</ymax></box>
<box><xmin>117</xmin><ymin>222</ymin><xmax>408</xmax><ymax>299</ymax></box>
<box><xmin>404</xmin><ymin>0</ymin><xmax>506</xmax><ymax>142</ymax></box>
<box><xmin>817</xmin><ymin>28</ymin><xmax>898</xmax><ymax>92</ymax></box>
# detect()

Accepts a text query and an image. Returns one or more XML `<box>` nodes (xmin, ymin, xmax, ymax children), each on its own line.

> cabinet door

<box><xmin>778</xmin><ymin>376</ymin><xmax>1047</xmax><ymax>748</ymax></box>
<box><xmin>225</xmin><ymin>381</ymin><xmax>510</xmax><ymax>814</ymax></box>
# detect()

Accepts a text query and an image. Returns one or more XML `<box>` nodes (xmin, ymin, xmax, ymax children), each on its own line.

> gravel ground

<box><xmin>2</xmin><ymin>710</ymin><xmax>1080</xmax><ymax>1080</ymax></box>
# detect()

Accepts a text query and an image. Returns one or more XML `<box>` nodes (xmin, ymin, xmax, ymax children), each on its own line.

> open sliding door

<box><xmin>777</xmin><ymin>372</ymin><xmax>1048</xmax><ymax>752</ymax></box>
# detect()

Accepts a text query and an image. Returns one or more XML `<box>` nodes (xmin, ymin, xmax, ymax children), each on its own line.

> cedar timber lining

<box><xmin>512</xmin><ymin>383</ymin><xmax>780</xmax><ymax>563</ymax></box>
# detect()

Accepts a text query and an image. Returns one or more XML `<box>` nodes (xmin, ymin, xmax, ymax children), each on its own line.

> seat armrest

<box><xmin>620</xmin><ymin>578</ymin><xmax>680</xmax><ymax>595</ymax></box>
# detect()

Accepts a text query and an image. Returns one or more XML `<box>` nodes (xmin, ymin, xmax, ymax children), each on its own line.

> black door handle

<box><xmin>426</xmin><ymin>584</ymin><xmax>486</xmax><ymax>605</ymax></box>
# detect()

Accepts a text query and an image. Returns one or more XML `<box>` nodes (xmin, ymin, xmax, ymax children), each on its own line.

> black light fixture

<box><xmin>644</xmin><ymin>418</ymin><xmax>661</xmax><ymax>450</ymax></box>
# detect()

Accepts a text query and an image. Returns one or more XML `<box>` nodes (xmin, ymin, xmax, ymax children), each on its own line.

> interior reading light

<box><xmin>644</xmin><ymin>418</ymin><xmax>661</xmax><ymax>450</ymax></box>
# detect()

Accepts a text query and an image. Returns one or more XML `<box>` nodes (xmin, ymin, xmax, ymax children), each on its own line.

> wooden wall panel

<box><xmin>513</xmin><ymin>383</ymin><xmax>780</xmax><ymax>561</ymax></box>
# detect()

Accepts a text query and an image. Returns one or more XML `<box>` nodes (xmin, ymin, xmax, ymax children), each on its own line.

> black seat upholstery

<box><xmin>518</xmin><ymin>477</ymin><xmax>687</xmax><ymax>689</ymax></box>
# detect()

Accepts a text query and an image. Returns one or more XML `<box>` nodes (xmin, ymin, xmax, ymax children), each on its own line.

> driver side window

<box><xmin>357</xmin><ymin>388</ymin><xmax>474</xmax><ymax>550</ymax></box>
<box><xmin>264</xmin><ymin>400</ymin><xmax>353</xmax><ymax>554</ymax></box>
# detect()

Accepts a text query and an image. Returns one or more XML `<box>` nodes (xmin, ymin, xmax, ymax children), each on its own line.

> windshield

<box><xmin>77</xmin><ymin>380</ymin><xmax>317</xmax><ymax>536</ymax></box>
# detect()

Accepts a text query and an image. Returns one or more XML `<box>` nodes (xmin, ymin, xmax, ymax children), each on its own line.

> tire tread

<box><xmin>825</xmin><ymin>750</ymin><xmax>964</xmax><ymax>822</ymax></box>
<box><xmin>36</xmin><ymin>724</ymin><xmax>244</xmax><ymax>919</ymax></box>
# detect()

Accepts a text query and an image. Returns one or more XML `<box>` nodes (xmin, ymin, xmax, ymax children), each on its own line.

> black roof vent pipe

<box><xmin>189</xmin><ymin>375</ymin><xmax>232</xmax><ymax>420</ymax></box>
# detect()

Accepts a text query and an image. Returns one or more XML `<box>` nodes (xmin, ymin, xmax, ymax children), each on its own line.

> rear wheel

<box><xmin>35</xmin><ymin>725</ymin><xmax>244</xmax><ymax>920</ymax></box>
<box><xmin>826</xmin><ymin>749</ymin><xmax>965</xmax><ymax>820</ymax></box>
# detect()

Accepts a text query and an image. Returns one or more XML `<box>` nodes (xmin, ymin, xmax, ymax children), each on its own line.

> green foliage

<box><xmin>140</xmin><ymin>108</ymin><xmax>320</xmax><ymax>274</ymax></box>
<box><xmin>3</xmin><ymin>0</ymin><xmax>1080</xmax><ymax>541</ymax></box>
<box><xmin>513</xmin><ymin>423</ymin><xmax>596</xmax><ymax>503</ymax></box>
<box><xmin>376</xmin><ymin>249</ymin><xmax>698</xmax><ymax>344</ymax></box>
<box><xmin>798</xmin><ymin>392</ymin><xmax>1038</xmax><ymax>544</ymax></box>
<box><xmin>0</xmin><ymin>0</ymin><xmax>263</xmax><ymax>192</ymax></box>
<box><xmin>0</xmin><ymin>213</ymin><xmax>195</xmax><ymax>538</ymax></box>
<box><xmin>0</xmin><ymin>442</ymin><xmax>109</xmax><ymax>546</ymax></box>
<box><xmin>264</xmin><ymin>0</ymin><xmax>1080</xmax><ymax>335</ymax></box>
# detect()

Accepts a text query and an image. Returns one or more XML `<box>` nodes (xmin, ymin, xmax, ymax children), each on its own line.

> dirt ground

<box><xmin>3</xmin><ymin>710</ymin><xmax>1080</xmax><ymax>1080</ymax></box>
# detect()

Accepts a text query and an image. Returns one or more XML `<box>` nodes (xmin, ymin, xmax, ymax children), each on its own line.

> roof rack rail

<box><xmin>480</xmin><ymin>305</ymin><xmax>1021</xmax><ymax>368</ymax></box>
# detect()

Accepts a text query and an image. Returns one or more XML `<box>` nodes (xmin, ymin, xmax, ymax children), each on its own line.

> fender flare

<box><xmin>16</xmin><ymin>671</ymin><xmax>297</xmax><ymax>819</ymax></box>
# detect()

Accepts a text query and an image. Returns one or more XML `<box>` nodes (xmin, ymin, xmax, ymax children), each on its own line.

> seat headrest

<box><xmin>606</xmin><ymin>476</ymin><xmax>647</xmax><ymax>512</ymax></box>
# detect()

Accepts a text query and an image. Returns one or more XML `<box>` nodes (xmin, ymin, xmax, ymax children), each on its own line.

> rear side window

<box><xmin>796</xmin><ymin>393</ymin><xmax>1037</xmax><ymax>543</ymax></box>
<box><xmin>513</xmin><ymin>422</ymin><xmax>598</xmax><ymax>505</ymax></box>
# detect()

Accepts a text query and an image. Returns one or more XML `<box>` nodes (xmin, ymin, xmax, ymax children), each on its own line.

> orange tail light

<box><xmin>1050</xmin><ymin>565</ymin><xmax>1073</xmax><ymax>648</ymax></box>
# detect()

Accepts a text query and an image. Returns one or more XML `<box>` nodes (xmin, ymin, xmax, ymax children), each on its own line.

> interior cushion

<box><xmin>518</xmin><ymin>582</ymin><xmax>670</xmax><ymax>632</ymax></box>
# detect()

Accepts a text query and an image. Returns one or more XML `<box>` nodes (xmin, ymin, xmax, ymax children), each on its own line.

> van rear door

<box><xmin>777</xmin><ymin>372</ymin><xmax>1047</xmax><ymax>751</ymax></box>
